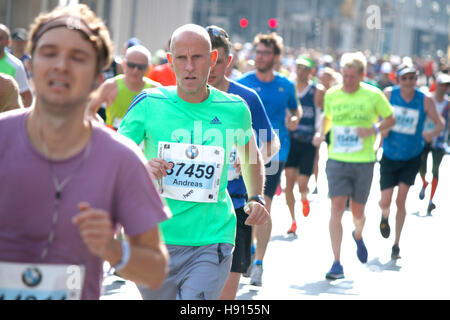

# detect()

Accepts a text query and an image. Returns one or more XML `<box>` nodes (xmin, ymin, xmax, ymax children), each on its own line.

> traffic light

<box><xmin>239</xmin><ymin>18</ymin><xmax>249</xmax><ymax>28</ymax></box>
<box><xmin>268</xmin><ymin>18</ymin><xmax>278</xmax><ymax>29</ymax></box>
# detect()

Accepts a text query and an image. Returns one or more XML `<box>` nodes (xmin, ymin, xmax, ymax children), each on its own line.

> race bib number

<box><xmin>391</xmin><ymin>106</ymin><xmax>419</xmax><ymax>135</ymax></box>
<box><xmin>332</xmin><ymin>126</ymin><xmax>363</xmax><ymax>153</ymax></box>
<box><xmin>158</xmin><ymin>142</ymin><xmax>224</xmax><ymax>202</ymax></box>
<box><xmin>0</xmin><ymin>262</ymin><xmax>84</xmax><ymax>300</ymax></box>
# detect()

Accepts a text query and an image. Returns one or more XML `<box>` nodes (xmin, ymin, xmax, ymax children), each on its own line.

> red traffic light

<box><xmin>268</xmin><ymin>18</ymin><xmax>278</xmax><ymax>29</ymax></box>
<box><xmin>239</xmin><ymin>18</ymin><xmax>249</xmax><ymax>28</ymax></box>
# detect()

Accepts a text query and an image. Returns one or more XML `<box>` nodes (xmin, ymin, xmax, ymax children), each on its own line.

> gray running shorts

<box><xmin>138</xmin><ymin>243</ymin><xmax>233</xmax><ymax>300</ymax></box>
<box><xmin>325</xmin><ymin>159</ymin><xmax>375</xmax><ymax>204</ymax></box>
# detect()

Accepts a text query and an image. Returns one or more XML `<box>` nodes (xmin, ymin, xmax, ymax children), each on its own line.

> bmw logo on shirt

<box><xmin>22</xmin><ymin>267</ymin><xmax>42</xmax><ymax>287</ymax></box>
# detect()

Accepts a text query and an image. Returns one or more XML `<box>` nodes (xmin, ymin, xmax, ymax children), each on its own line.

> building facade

<box><xmin>1</xmin><ymin>0</ymin><xmax>448</xmax><ymax>58</ymax></box>
<box><xmin>192</xmin><ymin>0</ymin><xmax>449</xmax><ymax>57</ymax></box>
<box><xmin>0</xmin><ymin>0</ymin><xmax>193</xmax><ymax>55</ymax></box>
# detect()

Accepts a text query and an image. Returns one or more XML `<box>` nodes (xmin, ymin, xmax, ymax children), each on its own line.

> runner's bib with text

<box><xmin>0</xmin><ymin>261</ymin><xmax>84</xmax><ymax>300</ymax></box>
<box><xmin>227</xmin><ymin>147</ymin><xmax>240</xmax><ymax>181</ymax></box>
<box><xmin>391</xmin><ymin>105</ymin><xmax>419</xmax><ymax>135</ymax></box>
<box><xmin>158</xmin><ymin>142</ymin><xmax>224</xmax><ymax>203</ymax></box>
<box><xmin>332</xmin><ymin>126</ymin><xmax>363</xmax><ymax>153</ymax></box>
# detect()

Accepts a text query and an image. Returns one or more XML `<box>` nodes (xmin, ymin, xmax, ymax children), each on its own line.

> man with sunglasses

<box><xmin>379</xmin><ymin>64</ymin><xmax>444</xmax><ymax>259</ymax></box>
<box><xmin>206</xmin><ymin>25</ymin><xmax>280</xmax><ymax>299</ymax></box>
<box><xmin>88</xmin><ymin>44</ymin><xmax>160</xmax><ymax>130</ymax></box>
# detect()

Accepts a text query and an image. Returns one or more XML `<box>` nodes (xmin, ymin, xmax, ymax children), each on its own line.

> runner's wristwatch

<box><xmin>248</xmin><ymin>195</ymin><xmax>266</xmax><ymax>206</ymax></box>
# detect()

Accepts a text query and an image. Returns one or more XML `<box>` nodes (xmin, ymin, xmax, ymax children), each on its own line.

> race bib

<box><xmin>391</xmin><ymin>106</ymin><xmax>419</xmax><ymax>135</ymax></box>
<box><xmin>332</xmin><ymin>126</ymin><xmax>363</xmax><ymax>153</ymax></box>
<box><xmin>227</xmin><ymin>148</ymin><xmax>240</xmax><ymax>181</ymax></box>
<box><xmin>0</xmin><ymin>261</ymin><xmax>84</xmax><ymax>300</ymax></box>
<box><xmin>158</xmin><ymin>142</ymin><xmax>224</xmax><ymax>202</ymax></box>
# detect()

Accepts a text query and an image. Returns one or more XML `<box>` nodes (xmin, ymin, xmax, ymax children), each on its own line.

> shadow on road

<box><xmin>365</xmin><ymin>257</ymin><xmax>402</xmax><ymax>272</ymax></box>
<box><xmin>270</xmin><ymin>234</ymin><xmax>298</xmax><ymax>242</ymax></box>
<box><xmin>290</xmin><ymin>279</ymin><xmax>356</xmax><ymax>297</ymax></box>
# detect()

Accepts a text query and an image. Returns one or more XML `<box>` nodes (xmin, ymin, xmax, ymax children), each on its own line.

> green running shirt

<box><xmin>324</xmin><ymin>82</ymin><xmax>393</xmax><ymax>163</ymax></box>
<box><xmin>0</xmin><ymin>52</ymin><xmax>30</xmax><ymax>93</ymax></box>
<box><xmin>118</xmin><ymin>85</ymin><xmax>253</xmax><ymax>246</ymax></box>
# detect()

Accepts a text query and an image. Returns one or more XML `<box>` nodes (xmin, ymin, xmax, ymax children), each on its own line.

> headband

<box><xmin>31</xmin><ymin>15</ymin><xmax>107</xmax><ymax>73</ymax></box>
<box><xmin>33</xmin><ymin>15</ymin><xmax>95</xmax><ymax>48</ymax></box>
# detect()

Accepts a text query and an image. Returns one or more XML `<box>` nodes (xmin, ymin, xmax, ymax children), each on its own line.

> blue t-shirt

<box><xmin>226</xmin><ymin>80</ymin><xmax>274</xmax><ymax>209</ymax></box>
<box><xmin>238</xmin><ymin>71</ymin><xmax>298</xmax><ymax>162</ymax></box>
<box><xmin>383</xmin><ymin>86</ymin><xmax>427</xmax><ymax>160</ymax></box>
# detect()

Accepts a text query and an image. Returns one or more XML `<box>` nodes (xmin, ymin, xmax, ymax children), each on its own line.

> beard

<box><xmin>256</xmin><ymin>60</ymin><xmax>275</xmax><ymax>73</ymax></box>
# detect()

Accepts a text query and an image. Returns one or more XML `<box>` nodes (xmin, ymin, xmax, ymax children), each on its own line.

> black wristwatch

<box><xmin>248</xmin><ymin>195</ymin><xmax>266</xmax><ymax>206</ymax></box>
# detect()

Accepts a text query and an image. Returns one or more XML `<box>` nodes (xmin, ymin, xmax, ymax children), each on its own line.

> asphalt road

<box><xmin>101</xmin><ymin>145</ymin><xmax>450</xmax><ymax>300</ymax></box>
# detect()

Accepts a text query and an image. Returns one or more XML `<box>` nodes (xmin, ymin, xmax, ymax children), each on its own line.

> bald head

<box><xmin>125</xmin><ymin>44</ymin><xmax>151</xmax><ymax>64</ymax></box>
<box><xmin>167</xmin><ymin>24</ymin><xmax>218</xmax><ymax>103</ymax></box>
<box><xmin>170</xmin><ymin>24</ymin><xmax>211</xmax><ymax>53</ymax></box>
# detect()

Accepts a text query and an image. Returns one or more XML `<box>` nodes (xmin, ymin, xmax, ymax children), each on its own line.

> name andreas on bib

<box><xmin>158</xmin><ymin>142</ymin><xmax>224</xmax><ymax>202</ymax></box>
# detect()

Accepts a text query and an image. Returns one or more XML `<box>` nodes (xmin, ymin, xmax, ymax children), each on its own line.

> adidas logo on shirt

<box><xmin>210</xmin><ymin>116</ymin><xmax>222</xmax><ymax>125</ymax></box>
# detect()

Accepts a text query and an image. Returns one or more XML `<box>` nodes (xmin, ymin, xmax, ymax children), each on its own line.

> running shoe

<box><xmin>419</xmin><ymin>183</ymin><xmax>428</xmax><ymax>200</ymax></box>
<box><xmin>352</xmin><ymin>231</ymin><xmax>368</xmax><ymax>263</ymax></box>
<box><xmin>391</xmin><ymin>244</ymin><xmax>401</xmax><ymax>260</ymax></box>
<box><xmin>427</xmin><ymin>202</ymin><xmax>436</xmax><ymax>215</ymax></box>
<box><xmin>302</xmin><ymin>199</ymin><xmax>310</xmax><ymax>217</ymax></box>
<box><xmin>325</xmin><ymin>261</ymin><xmax>344</xmax><ymax>280</ymax></box>
<box><xmin>287</xmin><ymin>221</ymin><xmax>297</xmax><ymax>234</ymax></box>
<box><xmin>250</xmin><ymin>264</ymin><xmax>263</xmax><ymax>286</ymax></box>
<box><xmin>380</xmin><ymin>216</ymin><xmax>390</xmax><ymax>238</ymax></box>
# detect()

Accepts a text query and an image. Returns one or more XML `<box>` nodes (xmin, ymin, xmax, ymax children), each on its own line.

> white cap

<box><xmin>436</xmin><ymin>73</ymin><xmax>450</xmax><ymax>84</ymax></box>
<box><xmin>381</xmin><ymin>62</ymin><xmax>392</xmax><ymax>74</ymax></box>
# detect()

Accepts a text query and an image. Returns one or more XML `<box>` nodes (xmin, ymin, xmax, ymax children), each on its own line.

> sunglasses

<box><xmin>255</xmin><ymin>50</ymin><xmax>274</xmax><ymax>56</ymax></box>
<box><xmin>206</xmin><ymin>26</ymin><xmax>230</xmax><ymax>40</ymax></box>
<box><xmin>126</xmin><ymin>61</ymin><xmax>148</xmax><ymax>71</ymax></box>
<box><xmin>399</xmin><ymin>75</ymin><xmax>417</xmax><ymax>81</ymax></box>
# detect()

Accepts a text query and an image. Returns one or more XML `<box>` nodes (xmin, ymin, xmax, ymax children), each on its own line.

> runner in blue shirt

<box><xmin>206</xmin><ymin>25</ymin><xmax>280</xmax><ymax>299</ymax></box>
<box><xmin>237</xmin><ymin>32</ymin><xmax>300</xmax><ymax>286</ymax></box>
<box><xmin>379</xmin><ymin>64</ymin><xmax>444</xmax><ymax>259</ymax></box>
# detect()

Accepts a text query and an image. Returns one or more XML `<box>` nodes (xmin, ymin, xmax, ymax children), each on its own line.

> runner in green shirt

<box><xmin>313</xmin><ymin>51</ymin><xmax>396</xmax><ymax>280</ymax></box>
<box><xmin>118</xmin><ymin>24</ymin><xmax>269</xmax><ymax>300</ymax></box>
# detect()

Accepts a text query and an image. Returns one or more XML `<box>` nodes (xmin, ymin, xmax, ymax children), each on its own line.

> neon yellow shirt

<box><xmin>324</xmin><ymin>82</ymin><xmax>393</xmax><ymax>163</ymax></box>
<box><xmin>106</xmin><ymin>75</ymin><xmax>159</xmax><ymax>128</ymax></box>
